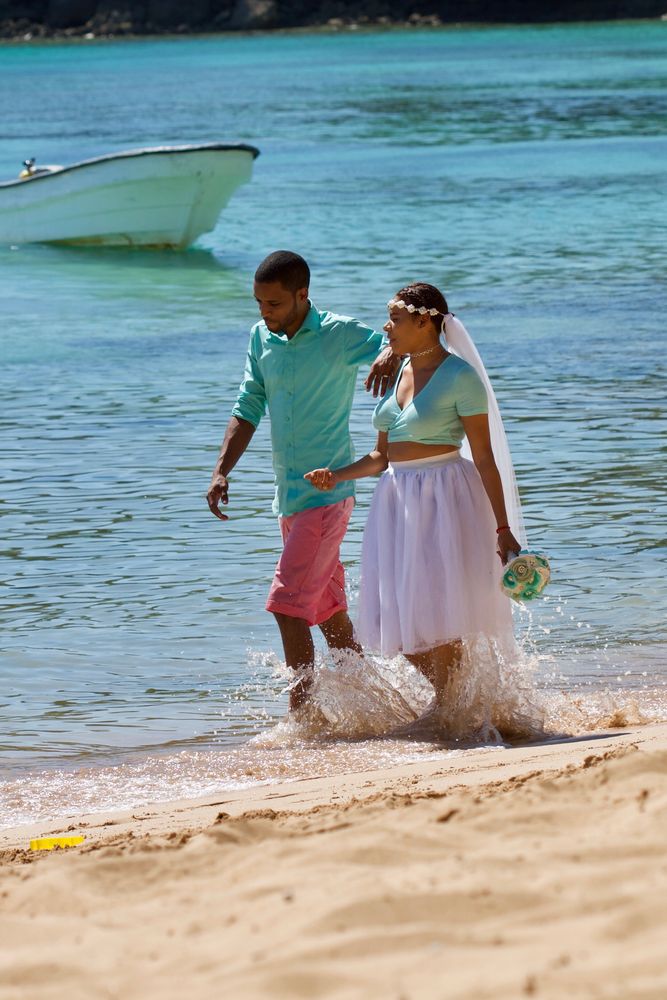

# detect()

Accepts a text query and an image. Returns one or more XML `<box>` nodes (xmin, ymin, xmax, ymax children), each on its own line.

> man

<box><xmin>206</xmin><ymin>250</ymin><xmax>395</xmax><ymax>712</ymax></box>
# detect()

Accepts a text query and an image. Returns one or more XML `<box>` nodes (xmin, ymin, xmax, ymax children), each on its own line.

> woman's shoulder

<box><xmin>445</xmin><ymin>354</ymin><xmax>483</xmax><ymax>385</ymax></box>
<box><xmin>435</xmin><ymin>353</ymin><xmax>477</xmax><ymax>386</ymax></box>
<box><xmin>448</xmin><ymin>356</ymin><xmax>488</xmax><ymax>413</ymax></box>
<box><xmin>445</xmin><ymin>353</ymin><xmax>472</xmax><ymax>374</ymax></box>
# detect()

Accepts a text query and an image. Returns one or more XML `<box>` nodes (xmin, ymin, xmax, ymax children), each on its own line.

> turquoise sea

<box><xmin>1</xmin><ymin>22</ymin><xmax>666</xmax><ymax>828</ymax></box>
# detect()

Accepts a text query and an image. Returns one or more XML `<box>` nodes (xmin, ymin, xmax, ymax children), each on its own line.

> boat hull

<box><xmin>0</xmin><ymin>144</ymin><xmax>259</xmax><ymax>249</ymax></box>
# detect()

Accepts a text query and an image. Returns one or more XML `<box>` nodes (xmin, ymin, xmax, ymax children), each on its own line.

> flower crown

<box><xmin>387</xmin><ymin>297</ymin><xmax>442</xmax><ymax>317</ymax></box>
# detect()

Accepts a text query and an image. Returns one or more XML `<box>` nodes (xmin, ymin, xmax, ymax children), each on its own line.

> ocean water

<box><xmin>1</xmin><ymin>22</ymin><xmax>666</xmax><ymax>828</ymax></box>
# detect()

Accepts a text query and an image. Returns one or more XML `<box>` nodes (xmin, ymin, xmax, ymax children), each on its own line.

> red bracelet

<box><xmin>496</xmin><ymin>525</ymin><xmax>510</xmax><ymax>534</ymax></box>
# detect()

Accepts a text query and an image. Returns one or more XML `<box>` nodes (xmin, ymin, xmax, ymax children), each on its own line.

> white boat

<box><xmin>0</xmin><ymin>142</ymin><xmax>260</xmax><ymax>249</ymax></box>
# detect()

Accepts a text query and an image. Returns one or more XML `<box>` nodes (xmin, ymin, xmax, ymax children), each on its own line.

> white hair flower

<box><xmin>387</xmin><ymin>298</ymin><xmax>441</xmax><ymax>317</ymax></box>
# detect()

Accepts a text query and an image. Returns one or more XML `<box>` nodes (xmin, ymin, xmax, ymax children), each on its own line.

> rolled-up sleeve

<box><xmin>342</xmin><ymin>319</ymin><xmax>385</xmax><ymax>367</ymax></box>
<box><xmin>231</xmin><ymin>332</ymin><xmax>266</xmax><ymax>428</ymax></box>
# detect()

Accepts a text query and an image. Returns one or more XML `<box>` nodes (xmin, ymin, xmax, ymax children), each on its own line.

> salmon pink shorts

<box><xmin>266</xmin><ymin>497</ymin><xmax>354</xmax><ymax>627</ymax></box>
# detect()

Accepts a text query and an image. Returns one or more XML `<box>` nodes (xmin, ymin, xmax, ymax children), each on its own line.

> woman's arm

<box><xmin>305</xmin><ymin>433</ymin><xmax>389</xmax><ymax>491</ymax></box>
<box><xmin>460</xmin><ymin>413</ymin><xmax>520</xmax><ymax>563</ymax></box>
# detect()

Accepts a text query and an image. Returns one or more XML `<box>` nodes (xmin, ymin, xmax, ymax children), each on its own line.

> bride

<box><xmin>305</xmin><ymin>282</ymin><xmax>525</xmax><ymax>727</ymax></box>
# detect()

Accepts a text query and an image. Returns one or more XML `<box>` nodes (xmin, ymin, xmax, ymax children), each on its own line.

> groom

<box><xmin>207</xmin><ymin>251</ymin><xmax>396</xmax><ymax>711</ymax></box>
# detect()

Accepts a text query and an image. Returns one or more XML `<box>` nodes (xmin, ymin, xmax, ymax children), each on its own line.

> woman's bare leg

<box><xmin>406</xmin><ymin>640</ymin><xmax>463</xmax><ymax>706</ymax></box>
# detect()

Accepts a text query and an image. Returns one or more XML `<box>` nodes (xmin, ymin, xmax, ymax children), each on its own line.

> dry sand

<box><xmin>2</xmin><ymin>723</ymin><xmax>667</xmax><ymax>999</ymax></box>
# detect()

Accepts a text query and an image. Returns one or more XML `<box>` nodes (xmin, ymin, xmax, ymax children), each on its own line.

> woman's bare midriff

<box><xmin>387</xmin><ymin>441</ymin><xmax>458</xmax><ymax>462</ymax></box>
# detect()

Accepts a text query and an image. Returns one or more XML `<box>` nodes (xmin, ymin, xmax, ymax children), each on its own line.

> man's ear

<box><xmin>296</xmin><ymin>287</ymin><xmax>309</xmax><ymax>304</ymax></box>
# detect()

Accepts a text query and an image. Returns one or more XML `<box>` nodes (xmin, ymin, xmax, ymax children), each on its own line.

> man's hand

<box><xmin>206</xmin><ymin>418</ymin><xmax>256</xmax><ymax>522</ymax></box>
<box><xmin>364</xmin><ymin>346</ymin><xmax>400</xmax><ymax>398</ymax></box>
<box><xmin>207</xmin><ymin>471</ymin><xmax>230</xmax><ymax>521</ymax></box>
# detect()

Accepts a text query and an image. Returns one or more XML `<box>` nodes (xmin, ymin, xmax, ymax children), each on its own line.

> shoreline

<box><xmin>2</xmin><ymin>720</ymin><xmax>663</xmax><ymax>854</ymax></box>
<box><xmin>3</xmin><ymin>675</ymin><xmax>666</xmax><ymax>837</ymax></box>
<box><xmin>1</xmin><ymin>15</ymin><xmax>663</xmax><ymax>44</ymax></box>
<box><xmin>2</xmin><ymin>721</ymin><xmax>666</xmax><ymax>998</ymax></box>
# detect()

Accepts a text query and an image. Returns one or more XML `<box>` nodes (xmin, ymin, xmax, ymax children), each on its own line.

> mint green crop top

<box><xmin>372</xmin><ymin>354</ymin><xmax>488</xmax><ymax>446</ymax></box>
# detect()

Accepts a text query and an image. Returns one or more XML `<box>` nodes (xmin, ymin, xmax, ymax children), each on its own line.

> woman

<box><xmin>305</xmin><ymin>283</ymin><xmax>525</xmax><ymax>732</ymax></box>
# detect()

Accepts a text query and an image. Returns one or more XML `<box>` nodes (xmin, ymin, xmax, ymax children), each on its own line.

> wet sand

<box><xmin>1</xmin><ymin>722</ymin><xmax>666</xmax><ymax>999</ymax></box>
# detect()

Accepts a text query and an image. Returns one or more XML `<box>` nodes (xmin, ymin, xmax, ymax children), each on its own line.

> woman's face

<box><xmin>383</xmin><ymin>305</ymin><xmax>427</xmax><ymax>354</ymax></box>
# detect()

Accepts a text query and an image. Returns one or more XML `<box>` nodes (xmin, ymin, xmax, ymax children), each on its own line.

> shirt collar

<box><xmin>293</xmin><ymin>302</ymin><xmax>321</xmax><ymax>338</ymax></box>
<box><xmin>263</xmin><ymin>302</ymin><xmax>321</xmax><ymax>342</ymax></box>
<box><xmin>261</xmin><ymin>302</ymin><xmax>321</xmax><ymax>342</ymax></box>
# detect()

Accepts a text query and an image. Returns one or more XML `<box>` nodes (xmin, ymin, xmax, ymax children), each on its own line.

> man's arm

<box><xmin>341</xmin><ymin>319</ymin><xmax>400</xmax><ymax>397</ymax></box>
<box><xmin>365</xmin><ymin>346</ymin><xmax>400</xmax><ymax>398</ymax></box>
<box><xmin>207</xmin><ymin>331</ymin><xmax>266</xmax><ymax>521</ymax></box>
<box><xmin>206</xmin><ymin>417</ymin><xmax>256</xmax><ymax>521</ymax></box>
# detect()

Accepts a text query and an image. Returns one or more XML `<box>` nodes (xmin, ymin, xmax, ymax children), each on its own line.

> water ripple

<box><xmin>0</xmin><ymin>24</ymin><xmax>665</xmax><ymax>810</ymax></box>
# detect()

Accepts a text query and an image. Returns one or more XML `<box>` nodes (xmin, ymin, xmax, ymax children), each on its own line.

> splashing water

<box><xmin>255</xmin><ymin>619</ymin><xmax>667</xmax><ymax>751</ymax></box>
<box><xmin>254</xmin><ymin>636</ymin><xmax>547</xmax><ymax>748</ymax></box>
<box><xmin>2</xmin><ymin>634</ymin><xmax>667</xmax><ymax>831</ymax></box>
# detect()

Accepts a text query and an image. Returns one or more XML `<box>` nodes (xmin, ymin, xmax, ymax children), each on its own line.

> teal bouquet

<box><xmin>501</xmin><ymin>550</ymin><xmax>551</xmax><ymax>602</ymax></box>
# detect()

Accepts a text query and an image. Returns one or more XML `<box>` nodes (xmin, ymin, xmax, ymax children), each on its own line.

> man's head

<box><xmin>253</xmin><ymin>251</ymin><xmax>310</xmax><ymax>335</ymax></box>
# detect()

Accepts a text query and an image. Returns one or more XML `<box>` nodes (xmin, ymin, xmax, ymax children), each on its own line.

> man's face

<box><xmin>253</xmin><ymin>280</ymin><xmax>308</xmax><ymax>333</ymax></box>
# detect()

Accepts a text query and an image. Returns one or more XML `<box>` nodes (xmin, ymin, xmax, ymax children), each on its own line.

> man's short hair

<box><xmin>255</xmin><ymin>251</ymin><xmax>310</xmax><ymax>292</ymax></box>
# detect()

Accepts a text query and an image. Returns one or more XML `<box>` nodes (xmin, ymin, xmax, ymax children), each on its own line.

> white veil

<box><xmin>442</xmin><ymin>313</ymin><xmax>527</xmax><ymax>548</ymax></box>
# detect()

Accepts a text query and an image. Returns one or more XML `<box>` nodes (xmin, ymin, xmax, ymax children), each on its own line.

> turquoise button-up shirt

<box><xmin>231</xmin><ymin>304</ymin><xmax>384</xmax><ymax>517</ymax></box>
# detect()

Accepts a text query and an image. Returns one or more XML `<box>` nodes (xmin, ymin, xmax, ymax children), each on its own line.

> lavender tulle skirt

<box><xmin>357</xmin><ymin>451</ymin><xmax>514</xmax><ymax>657</ymax></box>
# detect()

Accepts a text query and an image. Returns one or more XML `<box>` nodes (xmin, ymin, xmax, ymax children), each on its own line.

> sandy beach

<box><xmin>1</xmin><ymin>722</ymin><xmax>666</xmax><ymax>999</ymax></box>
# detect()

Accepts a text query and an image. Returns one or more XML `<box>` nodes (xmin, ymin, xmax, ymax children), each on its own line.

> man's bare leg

<box><xmin>274</xmin><ymin>610</ymin><xmax>362</xmax><ymax>713</ymax></box>
<box><xmin>318</xmin><ymin>610</ymin><xmax>363</xmax><ymax>657</ymax></box>
<box><xmin>273</xmin><ymin>612</ymin><xmax>315</xmax><ymax>711</ymax></box>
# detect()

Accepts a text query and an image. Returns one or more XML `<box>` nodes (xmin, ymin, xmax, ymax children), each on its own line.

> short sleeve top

<box><xmin>372</xmin><ymin>354</ymin><xmax>488</xmax><ymax>447</ymax></box>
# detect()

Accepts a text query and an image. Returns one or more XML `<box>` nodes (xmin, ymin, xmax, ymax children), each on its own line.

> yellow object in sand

<box><xmin>30</xmin><ymin>835</ymin><xmax>85</xmax><ymax>851</ymax></box>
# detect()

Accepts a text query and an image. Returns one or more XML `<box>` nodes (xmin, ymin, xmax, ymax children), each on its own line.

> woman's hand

<box><xmin>497</xmin><ymin>528</ymin><xmax>521</xmax><ymax>565</ymax></box>
<box><xmin>304</xmin><ymin>467</ymin><xmax>338</xmax><ymax>491</ymax></box>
